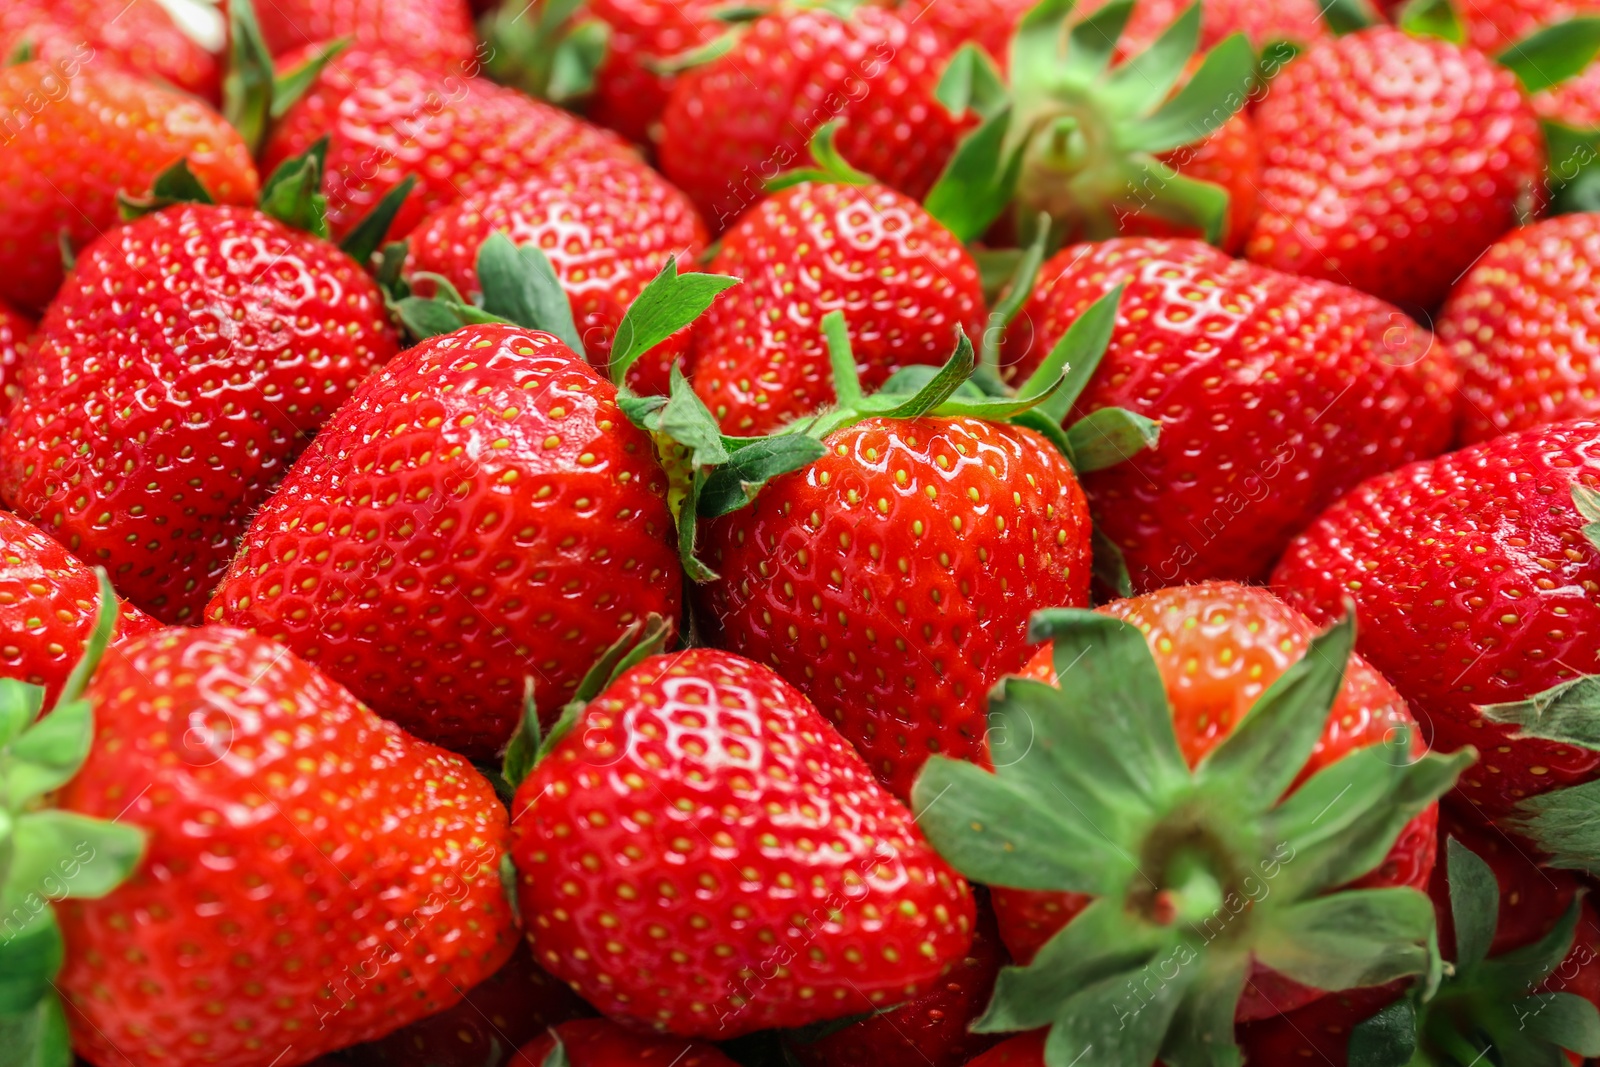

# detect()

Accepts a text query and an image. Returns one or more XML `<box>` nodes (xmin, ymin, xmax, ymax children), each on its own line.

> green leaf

<box><xmin>696</xmin><ymin>435</ymin><xmax>827</xmax><ymax>519</ymax></box>
<box><xmin>1480</xmin><ymin>674</ymin><xmax>1600</xmax><ymax>751</ymax></box>
<box><xmin>1023</xmin><ymin>284</ymin><xmax>1125</xmax><ymax>425</ymax></box>
<box><xmin>258</xmin><ymin>140</ymin><xmax>330</xmax><ymax>239</ymax></box>
<box><xmin>1159</xmin><ymin>958</ymin><xmax>1248</xmax><ymax>1067</ymax></box>
<box><xmin>1114</xmin><ymin>160</ymin><xmax>1231</xmax><ymax>246</ymax></box>
<box><xmin>6</xmin><ymin>39</ymin><xmax>35</xmax><ymax>65</ymax></box>
<box><xmin>340</xmin><ymin>175</ymin><xmax>417</xmax><ymax>270</ymax></box>
<box><xmin>376</xmin><ymin>240</ymin><xmax>410</xmax><ymax>300</ymax></box>
<box><xmin>1506</xmin><ymin>778</ymin><xmax>1600</xmax><ymax>876</ymax></box>
<box><xmin>0</xmin><ymin>990</ymin><xmax>72</xmax><ymax>1067</ymax></box>
<box><xmin>644</xmin><ymin>29</ymin><xmax>740</xmax><ymax>74</ymax></box>
<box><xmin>0</xmin><ymin>911</ymin><xmax>62</xmax><ymax>1014</ymax></box>
<box><xmin>476</xmin><ymin>234</ymin><xmax>586</xmax><ymax>355</ymax></box>
<box><xmin>1445</xmin><ymin>836</ymin><xmax>1499</xmax><ymax>973</ymax></box>
<box><xmin>10</xmin><ymin>811</ymin><xmax>145</xmax><ymax>900</ymax></box>
<box><xmin>56</xmin><ymin>571</ymin><xmax>115</xmax><ymax>710</ymax></box>
<box><xmin>609</xmin><ymin>257</ymin><xmax>739</xmax><ymax>387</ymax></box>
<box><xmin>1320</xmin><ymin>0</ymin><xmax>1383</xmax><ymax>35</ymax></box>
<box><xmin>911</xmin><ymin>754</ymin><xmax>1132</xmax><ymax>894</ymax></box>
<box><xmin>978</xmin><ymin>216</ymin><xmax>1050</xmax><ymax>374</ymax></box>
<box><xmin>1045</xmin><ymin>962</ymin><xmax>1194</xmax><ymax>1067</ymax></box>
<box><xmin>881</xmin><ymin>332</ymin><xmax>977</xmax><ymax>419</ymax></box>
<box><xmin>0</xmin><ymin>681</ymin><xmax>43</xmax><ymax>748</ymax></box>
<box><xmin>1519</xmin><ymin>992</ymin><xmax>1600</xmax><ymax>1055</ymax></box>
<box><xmin>821</xmin><ymin>309</ymin><xmax>864</xmax><ymax>409</ymax></box>
<box><xmin>677</xmin><ymin>473</ymin><xmax>718</xmax><ymax>583</ymax></box>
<box><xmin>115</xmin><ymin>158</ymin><xmax>216</xmax><ymax>221</ymax></box>
<box><xmin>5</xmin><ymin>700</ymin><xmax>93</xmax><ymax>809</ymax></box>
<box><xmin>271</xmin><ymin>38</ymin><xmax>350</xmax><ymax>118</ymax></box>
<box><xmin>1064</xmin><ymin>407</ymin><xmax>1160</xmax><ymax>472</ymax></box>
<box><xmin>1576</xmin><ymin>484</ymin><xmax>1600</xmax><ymax>550</ymax></box>
<box><xmin>1064</xmin><ymin>0</ymin><xmax>1137</xmax><ymax>79</ymax></box>
<box><xmin>542</xmin><ymin>1033</ymin><xmax>571</xmax><ymax>1067</ymax></box>
<box><xmin>1103</xmin><ymin>1</ymin><xmax>1202</xmax><ymax>115</ymax></box>
<box><xmin>501</xmin><ymin>678</ymin><xmax>543</xmax><ymax>789</ymax></box>
<box><xmin>392</xmin><ymin>296</ymin><xmax>475</xmax><ymax>341</ymax></box>
<box><xmin>1498</xmin><ymin>18</ymin><xmax>1600</xmax><ymax>94</ymax></box>
<box><xmin>1480</xmin><ymin>896</ymin><xmax>1583</xmax><ymax>994</ymax></box>
<box><xmin>1347</xmin><ymin>998</ymin><xmax>1418</xmax><ymax>1067</ymax></box>
<box><xmin>767</xmin><ymin>121</ymin><xmax>874</xmax><ymax>191</ymax></box>
<box><xmin>1398</xmin><ymin>0</ymin><xmax>1465</xmax><ymax>44</ymax></box>
<box><xmin>923</xmin><ymin>105</ymin><xmax>1022</xmax><ymax>243</ymax></box>
<box><xmin>935</xmin><ymin>42</ymin><xmax>1010</xmax><ymax>119</ymax></box>
<box><xmin>1197</xmin><ymin>613</ymin><xmax>1354</xmax><ymax>805</ymax></box>
<box><xmin>1254</xmin><ymin>887</ymin><xmax>1436</xmax><ymax>991</ymax></box>
<box><xmin>1025</xmin><ymin>609</ymin><xmax>1189</xmax><ymax>798</ymax></box>
<box><xmin>658</xmin><ymin>368</ymin><xmax>731</xmax><ymax>469</ymax></box>
<box><xmin>548</xmin><ymin>21</ymin><xmax>610</xmax><ymax>103</ymax></box>
<box><xmin>223</xmin><ymin>0</ymin><xmax>275</xmax><ymax>155</ymax></box>
<box><xmin>1007</xmin><ymin>0</ymin><xmax>1075</xmax><ymax>100</ymax></box>
<box><xmin>1091</xmin><ymin>526</ymin><xmax>1133</xmax><ymax>598</ymax></box>
<box><xmin>1123</xmin><ymin>33</ymin><xmax>1256</xmax><ymax>154</ymax></box>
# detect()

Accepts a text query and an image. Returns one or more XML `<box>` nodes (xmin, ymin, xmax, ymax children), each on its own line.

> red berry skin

<box><xmin>208</xmin><ymin>323</ymin><xmax>681</xmax><ymax>762</ymax></box>
<box><xmin>788</xmin><ymin>894</ymin><xmax>1007</xmax><ymax>1067</ymax></box>
<box><xmin>994</xmin><ymin>582</ymin><xmax>1439</xmax><ymax>1022</ymax></box>
<box><xmin>510</xmin><ymin>647</ymin><xmax>976</xmax><ymax>1038</ymax></box>
<box><xmin>584</xmin><ymin>0</ymin><xmax>727</xmax><ymax>145</ymax></box>
<box><xmin>1001</xmin><ymin>237</ymin><xmax>1457</xmax><ymax>594</ymax></box>
<box><xmin>1247</xmin><ymin>28</ymin><xmax>1547</xmax><ymax>312</ymax></box>
<box><xmin>0</xmin><ymin>205</ymin><xmax>400</xmax><ymax>625</ymax></box>
<box><xmin>699</xmin><ymin>416</ymin><xmax>1091</xmax><ymax>800</ymax></box>
<box><xmin>344</xmin><ymin>942</ymin><xmax>593</xmax><ymax>1067</ymax></box>
<box><xmin>0</xmin><ymin>297</ymin><xmax>35</xmax><ymax>423</ymax></box>
<box><xmin>0</xmin><ymin>0</ymin><xmax>220</xmax><ymax>100</ymax></box>
<box><xmin>900</xmin><ymin>0</ymin><xmax>1034</xmax><ymax>67</ymax></box>
<box><xmin>56</xmin><ymin>628</ymin><xmax>518</xmax><ymax>1067</ymax></box>
<box><xmin>406</xmin><ymin>159</ymin><xmax>709</xmax><ymax>395</ymax></box>
<box><xmin>1235</xmin><ymin>982</ymin><xmax>1407</xmax><ymax>1066</ymax></box>
<box><xmin>657</xmin><ymin>7</ymin><xmax>967</xmax><ymax>230</ymax></box>
<box><xmin>1438</xmin><ymin>214</ymin><xmax>1600</xmax><ymax>443</ymax></box>
<box><xmin>1272</xmin><ymin>421</ymin><xmax>1600</xmax><ymax>822</ymax></box>
<box><xmin>960</xmin><ymin>1032</ymin><xmax>1048</xmax><ymax>1067</ymax></box>
<box><xmin>512</xmin><ymin>1019</ymin><xmax>740</xmax><ymax>1067</ymax></box>
<box><xmin>0</xmin><ymin>509</ymin><xmax>159</xmax><ymax>706</ymax></box>
<box><xmin>0</xmin><ymin>60</ymin><xmax>259</xmax><ymax>312</ymax></box>
<box><xmin>1082</xmin><ymin>0</ymin><xmax>1332</xmax><ymax>54</ymax></box>
<box><xmin>262</xmin><ymin>46</ymin><xmax>639</xmax><ymax>242</ymax></box>
<box><xmin>688</xmin><ymin>182</ymin><xmax>986</xmax><ymax>435</ymax></box>
<box><xmin>254</xmin><ymin>0</ymin><xmax>481</xmax><ymax>71</ymax></box>
<box><xmin>1450</xmin><ymin>0</ymin><xmax>1600</xmax><ymax>52</ymax></box>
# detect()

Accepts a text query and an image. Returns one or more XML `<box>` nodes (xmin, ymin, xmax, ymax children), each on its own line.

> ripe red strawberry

<box><xmin>688</xmin><ymin>181</ymin><xmax>985</xmax><ymax>435</ymax></box>
<box><xmin>787</xmin><ymin>894</ymin><xmax>1008</xmax><ymax>1067</ymax></box>
<box><xmin>251</xmin><ymin>0</ymin><xmax>481</xmax><ymax>70</ymax></box>
<box><xmin>1272</xmin><ymin>422</ymin><xmax>1600</xmax><ymax>846</ymax></box>
<box><xmin>512</xmin><ymin>1019</ymin><xmax>739</xmax><ymax>1066</ymax></box>
<box><xmin>0</xmin><ymin>0</ymin><xmax>221</xmax><ymax>100</ymax></box>
<box><xmin>0</xmin><ymin>203</ymin><xmax>400</xmax><ymax>623</ymax></box>
<box><xmin>912</xmin><ymin>583</ymin><xmax>1466</xmax><ymax>1063</ymax></box>
<box><xmin>0</xmin><ymin>59</ymin><xmax>259</xmax><ymax>311</ymax></box>
<box><xmin>582</xmin><ymin>0</ymin><xmax>727</xmax><ymax>146</ymax></box>
<box><xmin>55</xmin><ymin>626</ymin><xmax>518</xmax><ymax>1067</ymax></box>
<box><xmin>406</xmin><ymin>158</ymin><xmax>709</xmax><ymax>395</ymax></box>
<box><xmin>0</xmin><ymin>509</ymin><xmax>158</xmax><ymax>705</ymax></box>
<box><xmin>657</xmin><ymin>6</ymin><xmax>968</xmax><ymax>229</ymax></box>
<box><xmin>207</xmin><ymin>322</ymin><xmax>682</xmax><ymax>761</ymax></box>
<box><xmin>984</xmin><ymin>581</ymin><xmax>1442</xmax><ymax>1020</ymax></box>
<box><xmin>1093</xmin><ymin>0</ymin><xmax>1333</xmax><ymax>53</ymax></box>
<box><xmin>1449</xmin><ymin>0</ymin><xmax>1600</xmax><ymax>52</ymax></box>
<box><xmin>1438</xmin><ymin>213</ymin><xmax>1600</xmax><ymax>441</ymax></box>
<box><xmin>1000</xmin><ymin>237</ymin><xmax>1457</xmax><ymax>593</ymax></box>
<box><xmin>262</xmin><ymin>44</ymin><xmax>640</xmax><ymax>242</ymax></box>
<box><xmin>1234</xmin><ymin>982</ymin><xmax>1407</xmax><ymax>1066</ymax></box>
<box><xmin>343</xmin><ymin>943</ymin><xmax>592</xmax><ymax>1067</ymax></box>
<box><xmin>0</xmin><ymin>297</ymin><xmax>35</xmax><ymax>422</ymax></box>
<box><xmin>508</xmin><ymin>641</ymin><xmax>976</xmax><ymax>1037</ymax></box>
<box><xmin>897</xmin><ymin>0</ymin><xmax>1034</xmax><ymax>66</ymax></box>
<box><xmin>959</xmin><ymin>1032</ymin><xmax>1047</xmax><ymax>1066</ymax></box>
<box><xmin>1246</xmin><ymin>27</ymin><xmax>1547</xmax><ymax>312</ymax></box>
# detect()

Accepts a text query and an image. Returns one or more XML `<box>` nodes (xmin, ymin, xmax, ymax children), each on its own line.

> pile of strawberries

<box><xmin>7</xmin><ymin>0</ymin><xmax>1600</xmax><ymax>1064</ymax></box>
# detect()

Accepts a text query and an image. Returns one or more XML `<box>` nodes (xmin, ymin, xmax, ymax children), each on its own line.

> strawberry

<box><xmin>0</xmin><ymin>58</ymin><xmax>259</xmax><ymax>311</ymax></box>
<box><xmin>0</xmin><ymin>297</ymin><xmax>35</xmax><ymax>422</ymax></box>
<box><xmin>511</xmin><ymin>1018</ymin><xmax>739</xmax><ymax>1066</ymax></box>
<box><xmin>54</xmin><ymin>625</ymin><xmax>518</xmax><ymax>1067</ymax></box>
<box><xmin>1272</xmin><ymin>421</ymin><xmax>1600</xmax><ymax>867</ymax></box>
<box><xmin>342</xmin><ymin>943</ymin><xmax>592</xmax><ymax>1067</ymax></box>
<box><xmin>1438</xmin><ymin>213</ymin><xmax>1600</xmax><ymax>442</ymax></box>
<box><xmin>1447</xmin><ymin>0</ymin><xmax>1600</xmax><ymax>52</ymax></box>
<box><xmin>506</xmin><ymin>634</ymin><xmax>976</xmax><ymax>1037</ymax></box>
<box><xmin>205</xmin><ymin>320</ymin><xmax>685</xmax><ymax>760</ymax></box>
<box><xmin>0</xmin><ymin>192</ymin><xmax>401</xmax><ymax>624</ymax></box>
<box><xmin>250</xmin><ymin>0</ymin><xmax>481</xmax><ymax>70</ymax></box>
<box><xmin>897</xmin><ymin>0</ymin><xmax>1035</xmax><ymax>67</ymax></box>
<box><xmin>999</xmin><ymin>236</ymin><xmax>1457</xmax><ymax>593</ymax></box>
<box><xmin>656</xmin><ymin>5</ymin><xmax>968</xmax><ymax>230</ymax></box>
<box><xmin>687</xmin><ymin>177</ymin><xmax>985</xmax><ymax>435</ymax></box>
<box><xmin>1081</xmin><ymin>0</ymin><xmax>1333</xmax><ymax>54</ymax></box>
<box><xmin>1245</xmin><ymin>26</ymin><xmax>1547</xmax><ymax>312</ymax></box>
<box><xmin>911</xmin><ymin>583</ymin><xmax>1468</xmax><ymax>1063</ymax></box>
<box><xmin>0</xmin><ymin>509</ymin><xmax>158</xmax><ymax>706</ymax></box>
<box><xmin>786</xmin><ymin>893</ymin><xmax>1008</xmax><ymax>1067</ymax></box>
<box><xmin>405</xmin><ymin>157</ymin><xmax>709</xmax><ymax>395</ymax></box>
<box><xmin>261</xmin><ymin>44</ymin><xmax>640</xmax><ymax>242</ymax></box>
<box><xmin>1235</xmin><ymin>982</ymin><xmax>1408</xmax><ymax>1066</ymax></box>
<box><xmin>0</xmin><ymin>0</ymin><xmax>221</xmax><ymax>100</ymax></box>
<box><xmin>959</xmin><ymin>1032</ymin><xmax>1048</xmax><ymax>1067</ymax></box>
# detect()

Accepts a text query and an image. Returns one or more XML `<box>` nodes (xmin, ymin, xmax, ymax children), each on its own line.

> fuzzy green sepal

<box><xmin>481</xmin><ymin>0</ymin><xmax>612</xmax><ymax>104</ymax></box>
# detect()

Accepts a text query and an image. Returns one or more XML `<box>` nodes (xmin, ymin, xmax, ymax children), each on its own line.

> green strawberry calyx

<box><xmin>222</xmin><ymin>0</ymin><xmax>351</xmax><ymax>156</ymax></box>
<box><xmin>0</xmin><ymin>572</ymin><xmax>147</xmax><ymax>1067</ymax></box>
<box><xmin>501</xmin><ymin>615</ymin><xmax>673</xmax><ymax>789</ymax></box>
<box><xmin>922</xmin><ymin>0</ymin><xmax>1257</xmax><ymax>248</ymax></box>
<box><xmin>1348</xmin><ymin>837</ymin><xmax>1600</xmax><ymax>1066</ymax></box>
<box><xmin>908</xmin><ymin>608</ymin><xmax>1474</xmax><ymax>1067</ymax></box>
<box><xmin>479</xmin><ymin>0</ymin><xmax>612</xmax><ymax>106</ymax></box>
